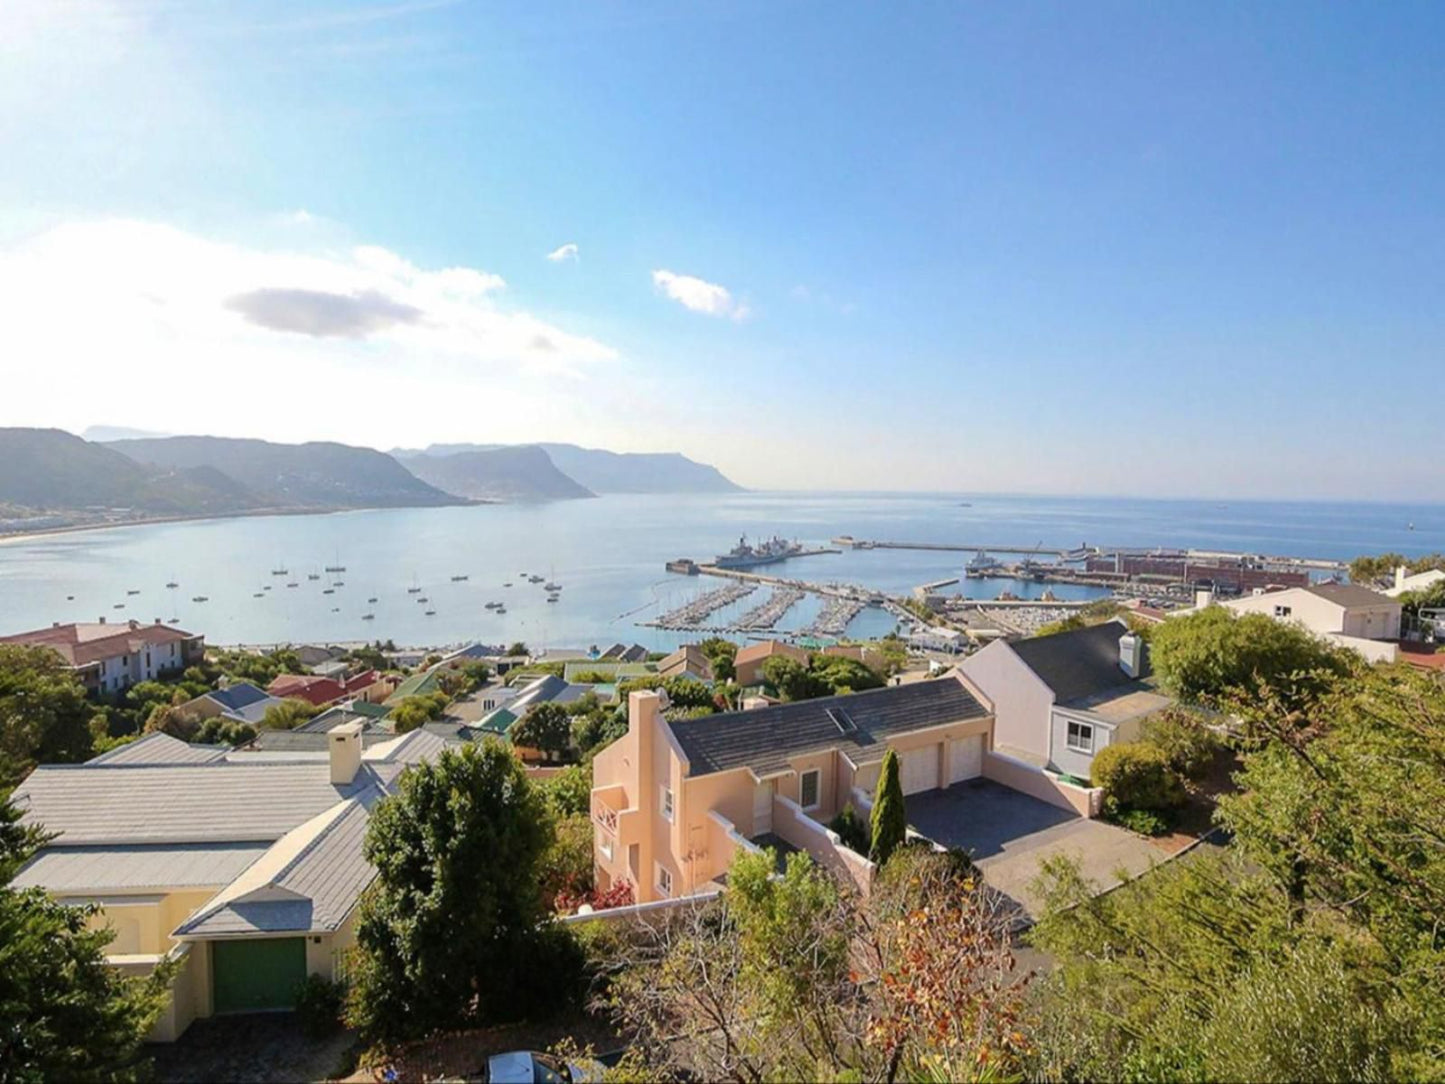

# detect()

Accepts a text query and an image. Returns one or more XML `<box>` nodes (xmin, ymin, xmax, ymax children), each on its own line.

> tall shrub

<box><xmin>869</xmin><ymin>749</ymin><xmax>907</xmax><ymax>864</ymax></box>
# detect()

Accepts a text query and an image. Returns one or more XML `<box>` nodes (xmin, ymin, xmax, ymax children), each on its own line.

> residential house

<box><xmin>591</xmin><ymin>678</ymin><xmax>1000</xmax><ymax>904</ymax></box>
<box><xmin>1217</xmin><ymin>583</ymin><xmax>1402</xmax><ymax>662</ymax></box>
<box><xmin>175</xmin><ymin>682</ymin><xmax>283</xmax><ymax>728</ymax></box>
<box><xmin>271</xmin><ymin>669</ymin><xmax>388</xmax><ymax>708</ymax></box>
<box><xmin>294</xmin><ymin>644</ymin><xmax>345</xmax><ymax>669</ymax></box>
<box><xmin>657</xmin><ymin>644</ymin><xmax>715</xmax><ymax>683</ymax></box>
<box><xmin>733</xmin><ymin>640</ymin><xmax>810</xmax><ymax>686</ymax></box>
<box><xmin>958</xmin><ymin>621</ymin><xmax>1170</xmax><ymax>782</ymax></box>
<box><xmin>0</xmin><ymin>620</ymin><xmax>205</xmax><ymax>695</ymax></box>
<box><xmin>563</xmin><ymin>660</ymin><xmax>657</xmax><ymax>683</ymax></box>
<box><xmin>382</xmin><ymin>669</ymin><xmax>441</xmax><ymax>706</ymax></box>
<box><xmin>1384</xmin><ymin>565</ymin><xmax>1445</xmax><ymax>598</ymax></box>
<box><xmin>598</xmin><ymin>643</ymin><xmax>651</xmax><ymax>663</ymax></box>
<box><xmin>10</xmin><ymin>724</ymin><xmax>448</xmax><ymax>1040</ymax></box>
<box><xmin>475</xmin><ymin>673</ymin><xmax>590</xmax><ymax>740</ymax></box>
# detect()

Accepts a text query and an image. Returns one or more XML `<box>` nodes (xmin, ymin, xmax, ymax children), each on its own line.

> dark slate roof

<box><xmin>669</xmin><ymin>677</ymin><xmax>989</xmax><ymax>778</ymax></box>
<box><xmin>1009</xmin><ymin>620</ymin><xmax>1141</xmax><ymax>703</ymax></box>
<box><xmin>208</xmin><ymin>683</ymin><xmax>272</xmax><ymax>713</ymax></box>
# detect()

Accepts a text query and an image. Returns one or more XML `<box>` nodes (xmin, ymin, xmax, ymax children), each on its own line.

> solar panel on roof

<box><xmin>827</xmin><ymin>707</ymin><xmax>857</xmax><ymax>735</ymax></box>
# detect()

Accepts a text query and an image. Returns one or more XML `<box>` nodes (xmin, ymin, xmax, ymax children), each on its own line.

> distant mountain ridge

<box><xmin>106</xmin><ymin>436</ymin><xmax>461</xmax><ymax>509</ymax></box>
<box><xmin>0</xmin><ymin>428</ymin><xmax>267</xmax><ymax>515</ymax></box>
<box><xmin>397</xmin><ymin>446</ymin><xmax>595</xmax><ymax>502</ymax></box>
<box><xmin>405</xmin><ymin>442</ymin><xmax>742</xmax><ymax>494</ymax></box>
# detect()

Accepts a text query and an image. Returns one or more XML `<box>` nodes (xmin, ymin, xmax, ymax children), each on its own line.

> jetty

<box><xmin>644</xmin><ymin>582</ymin><xmax>757</xmax><ymax>630</ymax></box>
<box><xmin>804</xmin><ymin>596</ymin><xmax>867</xmax><ymax>637</ymax></box>
<box><xmin>732</xmin><ymin>587</ymin><xmax>805</xmax><ymax>631</ymax></box>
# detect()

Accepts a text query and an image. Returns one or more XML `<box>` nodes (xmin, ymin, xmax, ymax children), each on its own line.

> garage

<box><xmin>898</xmin><ymin>745</ymin><xmax>941</xmax><ymax>795</ymax></box>
<box><xmin>211</xmin><ymin>937</ymin><xmax>307</xmax><ymax>1014</ymax></box>
<box><xmin>948</xmin><ymin>735</ymin><xmax>984</xmax><ymax>785</ymax></box>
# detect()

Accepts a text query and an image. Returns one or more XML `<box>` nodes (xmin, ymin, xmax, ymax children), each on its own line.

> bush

<box><xmin>828</xmin><ymin>803</ymin><xmax>870</xmax><ymax>855</ymax></box>
<box><xmin>1141</xmin><ymin>708</ymin><xmax>1220</xmax><ymax>779</ymax></box>
<box><xmin>294</xmin><ymin>974</ymin><xmax>345</xmax><ymax>1038</ymax></box>
<box><xmin>1091</xmin><ymin>742</ymin><xmax>1186</xmax><ymax>814</ymax></box>
<box><xmin>1110</xmin><ymin>807</ymin><xmax>1171</xmax><ymax>836</ymax></box>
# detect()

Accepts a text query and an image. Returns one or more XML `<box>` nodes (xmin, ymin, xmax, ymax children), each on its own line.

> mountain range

<box><xmin>0</xmin><ymin>428</ymin><xmax>741</xmax><ymax>529</ymax></box>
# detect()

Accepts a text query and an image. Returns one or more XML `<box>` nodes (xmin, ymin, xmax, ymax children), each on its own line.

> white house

<box><xmin>1220</xmin><ymin>583</ymin><xmax>1401</xmax><ymax>662</ymax></box>
<box><xmin>1384</xmin><ymin>566</ymin><xmax>1445</xmax><ymax>598</ymax></box>
<box><xmin>957</xmin><ymin>621</ymin><xmax>1171</xmax><ymax>782</ymax></box>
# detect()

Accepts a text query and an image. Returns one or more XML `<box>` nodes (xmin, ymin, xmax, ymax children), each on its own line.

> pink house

<box><xmin>590</xmin><ymin>675</ymin><xmax>997</xmax><ymax>903</ymax></box>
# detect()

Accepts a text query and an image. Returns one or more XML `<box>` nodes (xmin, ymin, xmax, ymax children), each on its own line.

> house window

<box><xmin>800</xmin><ymin>769</ymin><xmax>821</xmax><ymax>810</ymax></box>
<box><xmin>660</xmin><ymin>785</ymin><xmax>675</xmax><ymax>823</ymax></box>
<box><xmin>655</xmin><ymin>862</ymin><xmax>673</xmax><ymax>897</ymax></box>
<box><xmin>1273</xmin><ymin>604</ymin><xmax>1292</xmax><ymax>618</ymax></box>
<box><xmin>1066</xmin><ymin>721</ymin><xmax>1094</xmax><ymax>754</ymax></box>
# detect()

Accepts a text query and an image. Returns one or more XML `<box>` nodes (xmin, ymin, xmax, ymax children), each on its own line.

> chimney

<box><xmin>329</xmin><ymin>721</ymin><xmax>364</xmax><ymax>785</ymax></box>
<box><xmin>1194</xmin><ymin>588</ymin><xmax>1214</xmax><ymax>609</ymax></box>
<box><xmin>1119</xmin><ymin>631</ymin><xmax>1143</xmax><ymax>679</ymax></box>
<box><xmin>98</xmin><ymin>616</ymin><xmax>106</xmax><ymax>624</ymax></box>
<box><xmin>742</xmin><ymin>696</ymin><xmax>771</xmax><ymax>711</ymax></box>
<box><xmin>128</xmin><ymin>620</ymin><xmax>139</xmax><ymax>630</ymax></box>
<box><xmin>1396</xmin><ymin>565</ymin><xmax>1408</xmax><ymax>591</ymax></box>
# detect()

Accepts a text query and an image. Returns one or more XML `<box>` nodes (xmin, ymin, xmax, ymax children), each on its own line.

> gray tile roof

<box><xmin>669</xmin><ymin>677</ymin><xmax>989</xmax><ymax>778</ymax></box>
<box><xmin>174</xmin><ymin>800</ymin><xmax>374</xmax><ymax>937</ymax></box>
<box><xmin>207</xmin><ymin>683</ymin><xmax>272</xmax><ymax>714</ymax></box>
<box><xmin>248</xmin><ymin>729</ymin><xmax>392</xmax><ymax>752</ymax></box>
<box><xmin>88</xmin><ymin>732</ymin><xmax>229</xmax><ymax>766</ymax></box>
<box><xmin>11</xmin><ymin>842</ymin><xmax>269</xmax><ymax>893</ymax></box>
<box><xmin>1009</xmin><ymin>620</ymin><xmax>1141</xmax><ymax>703</ymax></box>
<box><xmin>1303</xmin><ymin>583</ymin><xmax>1398</xmax><ymax>608</ymax></box>
<box><xmin>12</xmin><ymin>762</ymin><xmax>389</xmax><ymax>845</ymax></box>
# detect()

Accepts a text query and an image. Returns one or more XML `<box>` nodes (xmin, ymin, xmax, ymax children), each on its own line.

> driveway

<box><xmin>906</xmin><ymin>779</ymin><xmax>1166</xmax><ymax>921</ymax></box>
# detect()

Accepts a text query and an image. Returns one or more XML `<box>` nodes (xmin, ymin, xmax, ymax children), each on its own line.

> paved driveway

<box><xmin>906</xmin><ymin>779</ymin><xmax>1165</xmax><ymax>920</ymax></box>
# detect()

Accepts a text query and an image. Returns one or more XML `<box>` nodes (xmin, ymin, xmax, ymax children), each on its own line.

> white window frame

<box><xmin>799</xmin><ymin>768</ymin><xmax>821</xmax><ymax>810</ymax></box>
<box><xmin>660</xmin><ymin>784</ymin><xmax>675</xmax><ymax>823</ymax></box>
<box><xmin>1066</xmin><ymin>721</ymin><xmax>1094</xmax><ymax>754</ymax></box>
<box><xmin>655</xmin><ymin>862</ymin><xmax>673</xmax><ymax>897</ymax></box>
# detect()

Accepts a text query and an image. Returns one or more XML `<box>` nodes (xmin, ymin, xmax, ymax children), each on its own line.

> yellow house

<box><xmin>11</xmin><ymin>724</ymin><xmax>449</xmax><ymax>1041</ymax></box>
<box><xmin>591</xmin><ymin>676</ymin><xmax>998</xmax><ymax>903</ymax></box>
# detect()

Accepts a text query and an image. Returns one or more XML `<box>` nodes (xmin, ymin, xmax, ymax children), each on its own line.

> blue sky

<box><xmin>1</xmin><ymin>1</ymin><xmax>1441</xmax><ymax>499</ymax></box>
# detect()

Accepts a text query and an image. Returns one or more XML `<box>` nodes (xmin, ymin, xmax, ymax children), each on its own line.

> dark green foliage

<box><xmin>345</xmin><ymin>741</ymin><xmax>561</xmax><ymax>1046</ymax></box>
<box><xmin>1140</xmin><ymin>707</ymin><xmax>1220</xmax><ymax>778</ymax></box>
<box><xmin>0</xmin><ymin>795</ymin><xmax>175</xmax><ymax>1080</ymax></box>
<box><xmin>1148</xmin><ymin>607</ymin><xmax>1353</xmax><ymax>709</ymax></box>
<box><xmin>259</xmin><ymin>696</ymin><xmax>319</xmax><ymax>731</ymax></box>
<box><xmin>571</xmin><ymin>711</ymin><xmax>627</xmax><ymax>761</ymax></box>
<box><xmin>1348</xmin><ymin>552</ymin><xmax>1444</xmax><ymax>587</ymax></box>
<box><xmin>698</xmin><ymin>637</ymin><xmax>738</xmax><ymax>681</ymax></box>
<box><xmin>827</xmin><ymin>803</ymin><xmax>869</xmax><ymax>854</ymax></box>
<box><xmin>762</xmin><ymin>654</ymin><xmax>885</xmax><ymax>702</ymax></box>
<box><xmin>0</xmin><ymin>645</ymin><xmax>94</xmax><ymax>790</ymax></box>
<box><xmin>510</xmin><ymin>701</ymin><xmax>573</xmax><ymax>761</ymax></box>
<box><xmin>1090</xmin><ymin>742</ymin><xmax>1186</xmax><ymax>814</ymax></box>
<box><xmin>1111</xmin><ymin>807</ymin><xmax>1169</xmax><ymax>836</ymax></box>
<box><xmin>506</xmin><ymin>641</ymin><xmax>529</xmax><ymax>657</ymax></box>
<box><xmin>544</xmin><ymin>763</ymin><xmax>593</xmax><ymax>818</ymax></box>
<box><xmin>389</xmin><ymin>692</ymin><xmax>447</xmax><ymax>734</ymax></box>
<box><xmin>211</xmin><ymin>647</ymin><xmax>306</xmax><ymax>688</ymax></box>
<box><xmin>293</xmin><ymin>974</ymin><xmax>346</xmax><ymax>1038</ymax></box>
<box><xmin>869</xmin><ymin>749</ymin><xmax>907</xmax><ymax>865</ymax></box>
<box><xmin>539</xmin><ymin>812</ymin><xmax>594</xmax><ymax>906</ymax></box>
<box><xmin>192</xmin><ymin>717</ymin><xmax>257</xmax><ymax>747</ymax></box>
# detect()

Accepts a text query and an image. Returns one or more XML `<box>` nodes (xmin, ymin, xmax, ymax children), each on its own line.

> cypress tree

<box><xmin>869</xmin><ymin>748</ymin><xmax>907</xmax><ymax>864</ymax></box>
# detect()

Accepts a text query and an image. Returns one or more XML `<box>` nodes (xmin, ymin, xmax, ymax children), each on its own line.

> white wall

<box><xmin>958</xmin><ymin>641</ymin><xmax>1054</xmax><ymax>760</ymax></box>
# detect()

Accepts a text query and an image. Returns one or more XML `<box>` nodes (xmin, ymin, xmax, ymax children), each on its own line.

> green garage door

<box><xmin>212</xmin><ymin>938</ymin><xmax>307</xmax><ymax>1014</ymax></box>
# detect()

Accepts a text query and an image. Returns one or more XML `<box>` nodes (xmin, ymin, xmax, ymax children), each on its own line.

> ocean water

<box><xmin>0</xmin><ymin>492</ymin><xmax>1439</xmax><ymax>652</ymax></box>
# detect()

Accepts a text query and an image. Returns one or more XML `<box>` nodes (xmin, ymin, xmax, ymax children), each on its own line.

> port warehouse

<box><xmin>1083</xmin><ymin>554</ymin><xmax>1310</xmax><ymax>592</ymax></box>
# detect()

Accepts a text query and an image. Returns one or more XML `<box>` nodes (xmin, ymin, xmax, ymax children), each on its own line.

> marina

<box><xmin>644</xmin><ymin>581</ymin><xmax>758</xmax><ymax>630</ymax></box>
<box><xmin>731</xmin><ymin>587</ymin><xmax>805</xmax><ymax>631</ymax></box>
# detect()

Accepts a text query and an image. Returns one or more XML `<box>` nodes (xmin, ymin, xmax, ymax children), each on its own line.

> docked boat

<box><xmin>263</xmin><ymin>585</ymin><xmax>272</xmax><ymax>591</ymax></box>
<box><xmin>192</xmin><ymin>596</ymin><xmax>208</xmax><ymax>602</ymax></box>
<box><xmin>307</xmin><ymin>573</ymin><xmax>321</xmax><ymax>581</ymax></box>
<box><xmin>547</xmin><ymin>594</ymin><xmax>559</xmax><ymax>603</ymax></box>
<box><xmin>165</xmin><ymin>581</ymin><xmax>178</xmax><ymax>589</ymax></box>
<box><xmin>503</xmin><ymin>582</ymin><xmax>513</xmax><ymax>587</ymax></box>
<box><xmin>253</xmin><ymin>592</ymin><xmax>263</xmax><ymax>598</ymax></box>
<box><xmin>544</xmin><ymin>582</ymin><xmax>561</xmax><ymax>592</ymax></box>
<box><xmin>332</xmin><ymin>581</ymin><xmax>344</xmax><ymax>587</ymax></box>
<box><xmin>65</xmin><ymin>595</ymin><xmax>74</xmax><ymax>601</ymax></box>
<box><xmin>424</xmin><ymin>609</ymin><xmax>436</xmax><ymax>616</ymax></box>
<box><xmin>485</xmin><ymin>601</ymin><xmax>501</xmax><ymax>609</ymax></box>
<box><xmin>367</xmin><ymin>597</ymin><xmax>378</xmax><ymax>604</ymax></box>
<box><xmin>713</xmin><ymin>534</ymin><xmax>804</xmax><ymax>570</ymax></box>
<box><xmin>323</xmin><ymin>589</ymin><xmax>335</xmax><ymax>595</ymax></box>
<box><xmin>112</xmin><ymin>603</ymin><xmax>125</xmax><ymax>609</ymax></box>
<box><xmin>287</xmin><ymin>582</ymin><xmax>298</xmax><ymax>588</ymax></box>
<box><xmin>271</xmin><ymin>568</ymin><xmax>288</xmax><ymax>576</ymax></box>
<box><xmin>451</xmin><ymin>574</ymin><xmax>469</xmax><ymax>582</ymax></box>
<box><xmin>528</xmin><ymin>574</ymin><xmax>544</xmax><ymax>584</ymax></box>
<box><xmin>416</xmin><ymin>596</ymin><xmax>429</xmax><ymax>603</ymax></box>
<box><xmin>324</xmin><ymin>564</ymin><xmax>346</xmax><ymax>573</ymax></box>
<box><xmin>495</xmin><ymin>605</ymin><xmax>506</xmax><ymax>614</ymax></box>
<box><xmin>362</xmin><ymin>613</ymin><xmax>375</xmax><ymax>620</ymax></box>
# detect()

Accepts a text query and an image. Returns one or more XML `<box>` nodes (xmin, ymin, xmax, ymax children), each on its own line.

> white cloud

<box><xmin>651</xmin><ymin>269</ymin><xmax>748</xmax><ymax>320</ymax></box>
<box><xmin>545</xmin><ymin>242</ymin><xmax>579</xmax><ymax>263</ymax></box>
<box><xmin>0</xmin><ymin>219</ymin><xmax>619</xmax><ymax>445</ymax></box>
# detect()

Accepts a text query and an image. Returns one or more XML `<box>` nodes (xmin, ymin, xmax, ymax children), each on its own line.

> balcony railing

<box><xmin>594</xmin><ymin>805</ymin><xmax>619</xmax><ymax>834</ymax></box>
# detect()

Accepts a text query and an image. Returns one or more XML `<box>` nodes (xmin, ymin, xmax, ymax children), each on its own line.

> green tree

<box><xmin>345</xmin><ymin>741</ymin><xmax>562</xmax><ymax>1045</ymax></box>
<box><xmin>0</xmin><ymin>645</ymin><xmax>94</xmax><ymax>790</ymax></box>
<box><xmin>258</xmin><ymin>697</ymin><xmax>318</xmax><ymax>730</ymax></box>
<box><xmin>1148</xmin><ymin>607</ymin><xmax>1353</xmax><ymax>709</ymax></box>
<box><xmin>192</xmin><ymin>717</ymin><xmax>257</xmax><ymax>747</ymax></box>
<box><xmin>1090</xmin><ymin>741</ymin><xmax>1186</xmax><ymax>815</ymax></box>
<box><xmin>0</xmin><ymin>795</ymin><xmax>175</xmax><ymax>1079</ymax></box>
<box><xmin>698</xmin><ymin>637</ymin><xmax>738</xmax><ymax>681</ymax></box>
<box><xmin>762</xmin><ymin>656</ymin><xmax>827</xmax><ymax>701</ymax></box>
<box><xmin>811</xmin><ymin>655</ymin><xmax>885</xmax><ymax>694</ymax></box>
<box><xmin>869</xmin><ymin>749</ymin><xmax>907</xmax><ymax>864</ymax></box>
<box><xmin>543</xmin><ymin>762</ymin><xmax>593</xmax><ymax>818</ymax></box>
<box><xmin>511</xmin><ymin>701</ymin><xmax>573</xmax><ymax>762</ymax></box>
<box><xmin>1140</xmin><ymin>707</ymin><xmax>1220</xmax><ymax>778</ymax></box>
<box><xmin>506</xmin><ymin>641</ymin><xmax>529</xmax><ymax>658</ymax></box>
<box><xmin>538</xmin><ymin>812</ymin><xmax>594</xmax><ymax>908</ymax></box>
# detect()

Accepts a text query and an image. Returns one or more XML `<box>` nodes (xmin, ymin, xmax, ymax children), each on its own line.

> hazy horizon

<box><xmin>3</xmin><ymin>3</ymin><xmax>1442</xmax><ymax>500</ymax></box>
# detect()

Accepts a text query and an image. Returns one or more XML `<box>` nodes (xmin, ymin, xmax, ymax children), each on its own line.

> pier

<box><xmin>732</xmin><ymin>587</ymin><xmax>805</xmax><ymax>631</ymax></box>
<box><xmin>643</xmin><ymin>582</ymin><xmax>756</xmax><ymax>630</ymax></box>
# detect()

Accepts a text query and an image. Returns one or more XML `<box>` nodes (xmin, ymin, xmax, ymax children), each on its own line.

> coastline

<box><xmin>0</xmin><ymin>500</ymin><xmax>492</xmax><ymax>546</ymax></box>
